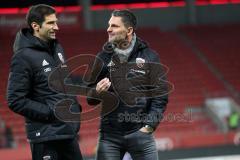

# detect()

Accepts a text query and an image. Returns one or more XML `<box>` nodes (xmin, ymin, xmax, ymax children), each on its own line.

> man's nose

<box><xmin>107</xmin><ymin>26</ymin><xmax>112</xmax><ymax>33</ymax></box>
<box><xmin>53</xmin><ymin>23</ymin><xmax>59</xmax><ymax>30</ymax></box>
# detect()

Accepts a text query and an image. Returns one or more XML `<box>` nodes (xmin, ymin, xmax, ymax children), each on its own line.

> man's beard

<box><xmin>109</xmin><ymin>33</ymin><xmax>129</xmax><ymax>49</ymax></box>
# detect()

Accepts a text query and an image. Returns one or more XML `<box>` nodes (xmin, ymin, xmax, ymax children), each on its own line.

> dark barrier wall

<box><xmin>90</xmin><ymin>4</ymin><xmax>240</xmax><ymax>30</ymax></box>
<box><xmin>0</xmin><ymin>0</ymin><xmax>77</xmax><ymax>8</ymax></box>
<box><xmin>0</xmin><ymin>0</ymin><xmax>178</xmax><ymax>8</ymax></box>
<box><xmin>0</xmin><ymin>4</ymin><xmax>240</xmax><ymax>30</ymax></box>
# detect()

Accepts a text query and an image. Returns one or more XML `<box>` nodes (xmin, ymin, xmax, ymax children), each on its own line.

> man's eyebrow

<box><xmin>109</xmin><ymin>23</ymin><xmax>119</xmax><ymax>27</ymax></box>
<box><xmin>46</xmin><ymin>19</ymin><xmax>58</xmax><ymax>23</ymax></box>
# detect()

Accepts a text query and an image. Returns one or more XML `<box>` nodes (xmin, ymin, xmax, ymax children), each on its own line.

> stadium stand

<box><xmin>180</xmin><ymin>24</ymin><xmax>240</xmax><ymax>93</ymax></box>
<box><xmin>0</xmin><ymin>24</ymin><xmax>239</xmax><ymax>158</ymax></box>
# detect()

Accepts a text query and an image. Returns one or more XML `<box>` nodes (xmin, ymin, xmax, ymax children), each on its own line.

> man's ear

<box><xmin>127</xmin><ymin>27</ymin><xmax>133</xmax><ymax>36</ymax></box>
<box><xmin>31</xmin><ymin>22</ymin><xmax>40</xmax><ymax>32</ymax></box>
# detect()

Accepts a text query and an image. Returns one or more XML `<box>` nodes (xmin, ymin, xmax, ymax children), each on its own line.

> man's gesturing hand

<box><xmin>96</xmin><ymin>78</ymin><xmax>111</xmax><ymax>94</ymax></box>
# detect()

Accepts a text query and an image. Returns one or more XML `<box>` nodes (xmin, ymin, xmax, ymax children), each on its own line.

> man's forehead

<box><xmin>109</xmin><ymin>16</ymin><xmax>123</xmax><ymax>24</ymax></box>
<box><xmin>44</xmin><ymin>14</ymin><xmax>58</xmax><ymax>21</ymax></box>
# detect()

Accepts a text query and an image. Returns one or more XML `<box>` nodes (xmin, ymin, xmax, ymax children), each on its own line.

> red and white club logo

<box><xmin>136</xmin><ymin>58</ymin><xmax>145</xmax><ymax>68</ymax></box>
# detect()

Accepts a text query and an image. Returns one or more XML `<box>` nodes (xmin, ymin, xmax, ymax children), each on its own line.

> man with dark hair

<box><xmin>87</xmin><ymin>9</ymin><xmax>168</xmax><ymax>160</ymax></box>
<box><xmin>7</xmin><ymin>4</ymin><xmax>82</xmax><ymax>160</ymax></box>
<box><xmin>111</xmin><ymin>9</ymin><xmax>137</xmax><ymax>32</ymax></box>
<box><xmin>26</xmin><ymin>4</ymin><xmax>56</xmax><ymax>33</ymax></box>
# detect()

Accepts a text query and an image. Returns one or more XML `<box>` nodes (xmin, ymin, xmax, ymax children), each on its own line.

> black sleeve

<box><xmin>86</xmin><ymin>53</ymin><xmax>107</xmax><ymax>105</ymax></box>
<box><xmin>145</xmin><ymin>50</ymin><xmax>169</xmax><ymax>130</ymax></box>
<box><xmin>7</xmin><ymin>54</ymin><xmax>54</xmax><ymax>122</ymax></box>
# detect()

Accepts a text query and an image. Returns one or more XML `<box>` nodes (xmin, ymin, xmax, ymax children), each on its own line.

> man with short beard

<box><xmin>87</xmin><ymin>10</ymin><xmax>168</xmax><ymax>160</ymax></box>
<box><xmin>7</xmin><ymin>4</ymin><xmax>82</xmax><ymax>160</ymax></box>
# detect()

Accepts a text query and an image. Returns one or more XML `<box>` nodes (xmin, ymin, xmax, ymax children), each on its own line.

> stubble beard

<box><xmin>109</xmin><ymin>33</ymin><xmax>128</xmax><ymax>49</ymax></box>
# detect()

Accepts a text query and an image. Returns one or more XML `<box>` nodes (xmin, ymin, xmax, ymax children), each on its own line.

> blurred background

<box><xmin>0</xmin><ymin>0</ymin><xmax>240</xmax><ymax>159</ymax></box>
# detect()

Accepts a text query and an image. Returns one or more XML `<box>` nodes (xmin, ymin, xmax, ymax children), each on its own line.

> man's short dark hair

<box><xmin>26</xmin><ymin>4</ymin><xmax>56</xmax><ymax>31</ymax></box>
<box><xmin>112</xmin><ymin>9</ymin><xmax>137</xmax><ymax>32</ymax></box>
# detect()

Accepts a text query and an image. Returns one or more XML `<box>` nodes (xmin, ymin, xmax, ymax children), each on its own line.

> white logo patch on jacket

<box><xmin>42</xmin><ymin>59</ymin><xmax>49</xmax><ymax>66</ymax></box>
<box><xmin>42</xmin><ymin>59</ymin><xmax>51</xmax><ymax>72</ymax></box>
<box><xmin>43</xmin><ymin>155</ymin><xmax>51</xmax><ymax>160</ymax></box>
<box><xmin>136</xmin><ymin>58</ymin><xmax>145</xmax><ymax>68</ymax></box>
<box><xmin>58</xmin><ymin>53</ymin><xmax>65</xmax><ymax>63</ymax></box>
<box><xmin>107</xmin><ymin>60</ymin><xmax>115</xmax><ymax>67</ymax></box>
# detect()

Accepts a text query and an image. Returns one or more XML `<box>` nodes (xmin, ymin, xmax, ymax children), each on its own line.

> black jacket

<box><xmin>87</xmin><ymin>37</ymin><xmax>168</xmax><ymax>134</ymax></box>
<box><xmin>7</xmin><ymin>28</ymin><xmax>81</xmax><ymax>143</ymax></box>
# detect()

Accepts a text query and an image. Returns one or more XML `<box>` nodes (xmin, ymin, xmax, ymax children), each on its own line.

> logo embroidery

<box><xmin>42</xmin><ymin>59</ymin><xmax>49</xmax><ymax>66</ymax></box>
<box><xmin>136</xmin><ymin>58</ymin><xmax>145</xmax><ymax>68</ymax></box>
<box><xmin>58</xmin><ymin>53</ymin><xmax>65</xmax><ymax>63</ymax></box>
<box><xmin>43</xmin><ymin>155</ymin><xmax>51</xmax><ymax>160</ymax></box>
<box><xmin>44</xmin><ymin>68</ymin><xmax>51</xmax><ymax>73</ymax></box>
<box><xmin>36</xmin><ymin>132</ymin><xmax>40</xmax><ymax>137</ymax></box>
<box><xmin>107</xmin><ymin>60</ymin><xmax>115</xmax><ymax>67</ymax></box>
<box><xmin>130</xmin><ymin>69</ymin><xmax>146</xmax><ymax>75</ymax></box>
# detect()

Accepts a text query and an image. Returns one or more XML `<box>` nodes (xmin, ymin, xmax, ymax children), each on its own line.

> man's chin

<box><xmin>109</xmin><ymin>38</ymin><xmax>121</xmax><ymax>44</ymax></box>
<box><xmin>49</xmin><ymin>36</ymin><xmax>56</xmax><ymax>40</ymax></box>
<box><xmin>108</xmin><ymin>38</ymin><xmax>115</xmax><ymax>43</ymax></box>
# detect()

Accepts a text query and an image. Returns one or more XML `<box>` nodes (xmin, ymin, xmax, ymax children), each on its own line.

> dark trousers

<box><xmin>96</xmin><ymin>130</ymin><xmax>158</xmax><ymax>160</ymax></box>
<box><xmin>30</xmin><ymin>138</ymin><xmax>82</xmax><ymax>160</ymax></box>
